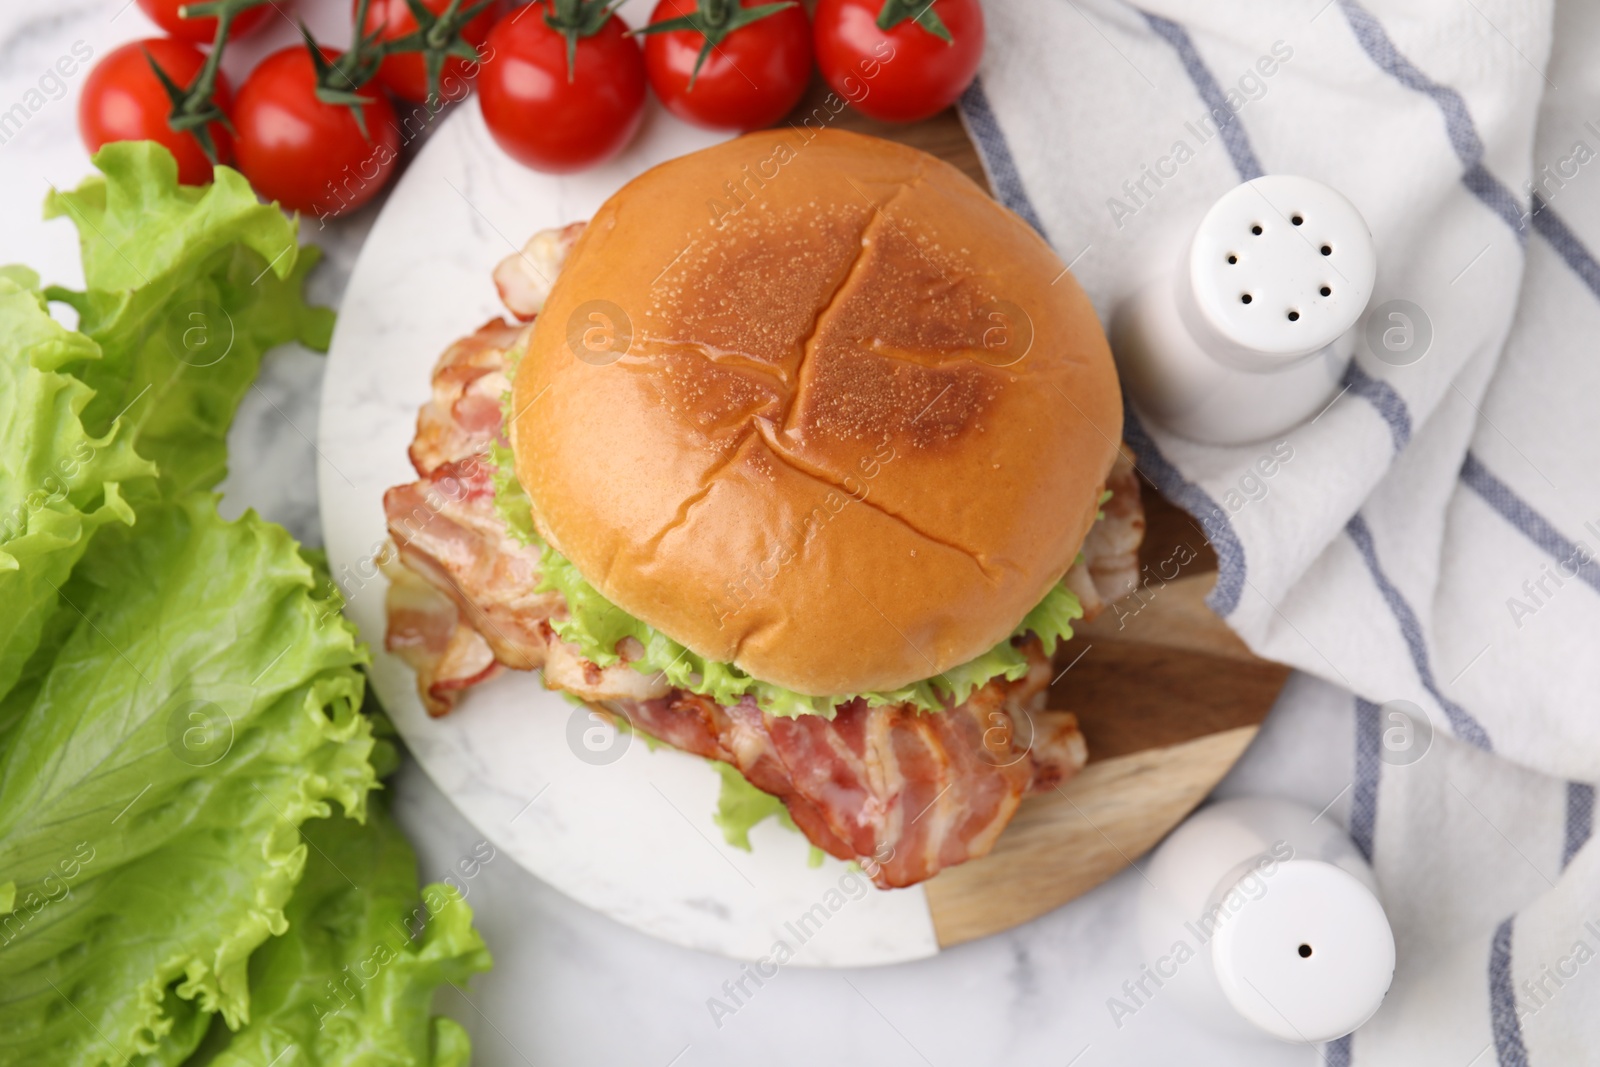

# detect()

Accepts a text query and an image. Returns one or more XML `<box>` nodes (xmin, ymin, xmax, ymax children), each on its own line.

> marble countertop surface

<box><xmin>0</xmin><ymin>3</ymin><xmax>1333</xmax><ymax>1063</ymax></box>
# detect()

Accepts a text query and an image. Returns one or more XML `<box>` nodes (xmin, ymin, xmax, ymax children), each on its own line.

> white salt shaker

<box><xmin>1137</xmin><ymin>796</ymin><xmax>1394</xmax><ymax>1043</ymax></box>
<box><xmin>1111</xmin><ymin>176</ymin><xmax>1377</xmax><ymax>446</ymax></box>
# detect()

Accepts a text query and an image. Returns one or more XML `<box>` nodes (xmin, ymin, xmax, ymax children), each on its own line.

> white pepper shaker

<box><xmin>1137</xmin><ymin>796</ymin><xmax>1395</xmax><ymax>1043</ymax></box>
<box><xmin>1111</xmin><ymin>176</ymin><xmax>1377</xmax><ymax>446</ymax></box>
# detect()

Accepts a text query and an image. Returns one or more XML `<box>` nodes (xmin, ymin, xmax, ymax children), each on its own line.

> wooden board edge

<box><xmin>925</xmin><ymin>725</ymin><xmax>1261</xmax><ymax>949</ymax></box>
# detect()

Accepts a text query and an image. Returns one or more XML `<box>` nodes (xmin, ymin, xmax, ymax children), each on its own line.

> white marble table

<box><xmin>0</xmin><ymin>3</ymin><xmax>1330</xmax><ymax>1063</ymax></box>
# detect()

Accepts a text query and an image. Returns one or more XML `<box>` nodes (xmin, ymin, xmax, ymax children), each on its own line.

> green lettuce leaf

<box><xmin>0</xmin><ymin>271</ymin><xmax>153</xmax><ymax>704</ymax></box>
<box><xmin>0</xmin><ymin>141</ymin><xmax>487</xmax><ymax>1067</ymax></box>
<box><xmin>489</xmin><ymin>441</ymin><xmax>537</xmax><ymax>548</ymax></box>
<box><xmin>43</xmin><ymin>141</ymin><xmax>334</xmax><ymax>500</ymax></box>
<box><xmin>711</xmin><ymin>763</ymin><xmax>824</xmax><ymax>866</ymax></box>
<box><xmin>0</xmin><ymin>496</ymin><xmax>375</xmax><ymax>1067</ymax></box>
<box><xmin>179</xmin><ymin>797</ymin><xmax>492</xmax><ymax>1067</ymax></box>
<box><xmin>711</xmin><ymin>761</ymin><xmax>797</xmax><ymax>850</ymax></box>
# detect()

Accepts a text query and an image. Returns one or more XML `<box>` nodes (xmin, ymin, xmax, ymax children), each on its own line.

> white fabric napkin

<box><xmin>959</xmin><ymin>0</ymin><xmax>1600</xmax><ymax>1060</ymax></box>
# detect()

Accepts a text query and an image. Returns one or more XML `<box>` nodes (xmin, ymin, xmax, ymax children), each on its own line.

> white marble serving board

<box><xmin>316</xmin><ymin>100</ymin><xmax>944</xmax><ymax>967</ymax></box>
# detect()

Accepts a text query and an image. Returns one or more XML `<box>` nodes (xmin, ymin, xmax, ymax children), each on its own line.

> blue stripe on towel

<box><xmin>956</xmin><ymin>78</ymin><xmax>1051</xmax><ymax>239</ymax></box>
<box><xmin>1351</xmin><ymin>697</ymin><xmax>1382</xmax><ymax>862</ymax></box>
<box><xmin>1345</xmin><ymin>513</ymin><xmax>1493</xmax><ymax>750</ymax></box>
<box><xmin>1122</xmin><ymin>405</ymin><xmax>1247</xmax><ymax>616</ymax></box>
<box><xmin>1463</xmin><ymin>448</ymin><xmax>1600</xmax><ymax>875</ymax></box>
<box><xmin>1490</xmin><ymin>917</ymin><xmax>1531</xmax><ymax>1066</ymax></box>
<box><xmin>1565</xmin><ymin>782</ymin><xmax>1596</xmax><ymax>870</ymax></box>
<box><xmin>1139</xmin><ymin>11</ymin><xmax>1264</xmax><ymax>180</ymax></box>
<box><xmin>1324</xmin><ymin>1034</ymin><xmax>1354</xmax><ymax>1066</ymax></box>
<box><xmin>1461</xmin><ymin>451</ymin><xmax>1600</xmax><ymax>597</ymax></box>
<box><xmin>1342</xmin><ymin>361</ymin><xmax>1413</xmax><ymax>453</ymax></box>
<box><xmin>1337</xmin><ymin>0</ymin><xmax>1527</xmax><ymax>242</ymax></box>
<box><xmin>1339</xmin><ymin>0</ymin><xmax>1600</xmax><ymax>294</ymax></box>
<box><xmin>1531</xmin><ymin>195</ymin><xmax>1600</xmax><ymax>301</ymax></box>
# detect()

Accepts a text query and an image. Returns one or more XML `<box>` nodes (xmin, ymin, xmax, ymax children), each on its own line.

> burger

<box><xmin>383</xmin><ymin>129</ymin><xmax>1142</xmax><ymax>888</ymax></box>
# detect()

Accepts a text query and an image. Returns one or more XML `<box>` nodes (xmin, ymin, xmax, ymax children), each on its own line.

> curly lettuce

<box><xmin>711</xmin><ymin>760</ymin><xmax>797</xmax><ymax>850</ymax></box>
<box><xmin>491</xmin><ymin>388</ymin><xmax>1083</xmax><ymax>718</ymax></box>
<box><xmin>710</xmin><ymin>762</ymin><xmax>825</xmax><ymax>867</ymax></box>
<box><xmin>0</xmin><ymin>142</ymin><xmax>487</xmax><ymax>1067</ymax></box>
<box><xmin>0</xmin><ymin>270</ymin><xmax>153</xmax><ymax>705</ymax></box>
<box><xmin>0</xmin><ymin>142</ymin><xmax>333</xmax><ymax>704</ymax></box>
<box><xmin>43</xmin><ymin>141</ymin><xmax>335</xmax><ymax>502</ymax></box>
<box><xmin>0</xmin><ymin>497</ymin><xmax>376</xmax><ymax>1067</ymax></box>
<box><xmin>179</xmin><ymin>798</ymin><xmax>492</xmax><ymax>1067</ymax></box>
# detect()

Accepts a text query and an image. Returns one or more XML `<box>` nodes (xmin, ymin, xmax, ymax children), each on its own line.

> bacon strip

<box><xmin>382</xmin><ymin>554</ymin><xmax>502</xmax><ymax>712</ymax></box>
<box><xmin>1085</xmin><ymin>449</ymin><xmax>1145</xmax><ymax>600</ymax></box>
<box><xmin>382</xmin><ymin>227</ymin><xmax>1140</xmax><ymax>887</ymax></box>
<box><xmin>590</xmin><ymin>637</ymin><xmax>1084</xmax><ymax>888</ymax></box>
<box><xmin>409</xmin><ymin>318</ymin><xmax>526</xmax><ymax>475</ymax></box>
<box><xmin>493</xmin><ymin>221</ymin><xmax>585</xmax><ymax>321</ymax></box>
<box><xmin>382</xmin><ymin>318</ymin><xmax>561</xmax><ymax>713</ymax></box>
<box><xmin>1064</xmin><ymin>448</ymin><xmax>1144</xmax><ymax>618</ymax></box>
<box><xmin>384</xmin><ymin>458</ymin><xmax>556</xmax><ymax>672</ymax></box>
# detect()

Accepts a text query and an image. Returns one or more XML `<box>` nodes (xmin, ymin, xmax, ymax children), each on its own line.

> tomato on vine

<box><xmin>232</xmin><ymin>9</ymin><xmax>400</xmax><ymax>218</ymax></box>
<box><xmin>135</xmin><ymin>0</ymin><xmax>279</xmax><ymax>45</ymax></box>
<box><xmin>477</xmin><ymin>1</ymin><xmax>646</xmax><ymax>173</ymax></box>
<box><xmin>79</xmin><ymin>40</ymin><xmax>232</xmax><ymax>185</ymax></box>
<box><xmin>814</xmin><ymin>0</ymin><xmax>984</xmax><ymax>123</ymax></box>
<box><xmin>357</xmin><ymin>0</ymin><xmax>502</xmax><ymax>104</ymax></box>
<box><xmin>637</xmin><ymin>0</ymin><xmax>811</xmax><ymax>132</ymax></box>
<box><xmin>79</xmin><ymin>1</ymin><xmax>266</xmax><ymax>185</ymax></box>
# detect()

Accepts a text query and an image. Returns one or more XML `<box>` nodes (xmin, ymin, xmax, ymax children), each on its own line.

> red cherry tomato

<box><xmin>135</xmin><ymin>0</ymin><xmax>276</xmax><ymax>44</ymax></box>
<box><xmin>357</xmin><ymin>0</ymin><xmax>502</xmax><ymax>104</ymax></box>
<box><xmin>232</xmin><ymin>46</ymin><xmax>400</xmax><ymax>218</ymax></box>
<box><xmin>477</xmin><ymin>3</ymin><xmax>646</xmax><ymax>173</ymax></box>
<box><xmin>813</xmin><ymin>0</ymin><xmax>984</xmax><ymax>123</ymax></box>
<box><xmin>642</xmin><ymin>0</ymin><xmax>812</xmax><ymax>132</ymax></box>
<box><xmin>78</xmin><ymin>39</ymin><xmax>233</xmax><ymax>186</ymax></box>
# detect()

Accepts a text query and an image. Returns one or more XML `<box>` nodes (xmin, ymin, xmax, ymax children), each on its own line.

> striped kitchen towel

<box><xmin>960</xmin><ymin>0</ymin><xmax>1600</xmax><ymax>1062</ymax></box>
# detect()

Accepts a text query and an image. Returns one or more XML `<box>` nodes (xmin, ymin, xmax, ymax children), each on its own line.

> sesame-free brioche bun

<box><xmin>512</xmin><ymin>129</ymin><xmax>1121</xmax><ymax>697</ymax></box>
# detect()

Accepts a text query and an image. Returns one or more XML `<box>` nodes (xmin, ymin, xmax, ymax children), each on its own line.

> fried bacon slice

<box><xmin>407</xmin><ymin>318</ymin><xmax>524</xmax><ymax>475</ymax></box>
<box><xmin>382</xmin><ymin>228</ymin><xmax>1144</xmax><ymax>887</ymax></box>
<box><xmin>1063</xmin><ymin>449</ymin><xmax>1142</xmax><ymax>618</ymax></box>
<box><xmin>597</xmin><ymin>638</ymin><xmax>1086</xmax><ymax>887</ymax></box>
<box><xmin>493</xmin><ymin>221</ymin><xmax>585</xmax><ymax>321</ymax></box>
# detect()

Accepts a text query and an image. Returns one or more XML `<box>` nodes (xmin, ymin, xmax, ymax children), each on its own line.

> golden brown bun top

<box><xmin>513</xmin><ymin>129</ymin><xmax>1121</xmax><ymax>697</ymax></box>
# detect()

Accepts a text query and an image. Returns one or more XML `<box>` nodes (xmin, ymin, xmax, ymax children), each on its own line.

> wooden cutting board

<box><xmin>790</xmin><ymin>84</ymin><xmax>1293</xmax><ymax>948</ymax></box>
